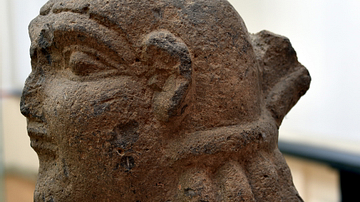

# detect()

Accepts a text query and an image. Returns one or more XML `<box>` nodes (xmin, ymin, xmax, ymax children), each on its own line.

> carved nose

<box><xmin>20</xmin><ymin>95</ymin><xmax>31</xmax><ymax>117</ymax></box>
<box><xmin>20</xmin><ymin>72</ymin><xmax>45</xmax><ymax>121</ymax></box>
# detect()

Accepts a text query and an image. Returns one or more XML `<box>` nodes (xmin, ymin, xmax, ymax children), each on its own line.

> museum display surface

<box><xmin>20</xmin><ymin>0</ymin><xmax>310</xmax><ymax>201</ymax></box>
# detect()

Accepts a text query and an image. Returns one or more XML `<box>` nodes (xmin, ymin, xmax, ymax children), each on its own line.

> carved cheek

<box><xmin>45</xmin><ymin>78</ymin><xmax>148</xmax><ymax>141</ymax></box>
<box><xmin>41</xmin><ymin>79</ymin><xmax>80</xmax><ymax>140</ymax></box>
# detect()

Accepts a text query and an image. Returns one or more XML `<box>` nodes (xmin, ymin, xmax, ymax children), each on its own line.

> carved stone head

<box><xmin>21</xmin><ymin>0</ymin><xmax>310</xmax><ymax>201</ymax></box>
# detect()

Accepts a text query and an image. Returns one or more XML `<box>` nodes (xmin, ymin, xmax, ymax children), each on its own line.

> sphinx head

<box><xmin>21</xmin><ymin>0</ymin><xmax>310</xmax><ymax>201</ymax></box>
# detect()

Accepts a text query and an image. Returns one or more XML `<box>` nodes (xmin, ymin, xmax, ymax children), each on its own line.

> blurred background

<box><xmin>1</xmin><ymin>0</ymin><xmax>359</xmax><ymax>201</ymax></box>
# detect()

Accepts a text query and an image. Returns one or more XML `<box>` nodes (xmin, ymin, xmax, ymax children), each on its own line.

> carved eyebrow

<box><xmin>40</xmin><ymin>1</ymin><xmax>133</xmax><ymax>43</ymax></box>
<box><xmin>29</xmin><ymin>12</ymin><xmax>136</xmax><ymax>64</ymax></box>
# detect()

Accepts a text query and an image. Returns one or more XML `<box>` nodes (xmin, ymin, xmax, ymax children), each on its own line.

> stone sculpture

<box><xmin>20</xmin><ymin>0</ymin><xmax>310</xmax><ymax>201</ymax></box>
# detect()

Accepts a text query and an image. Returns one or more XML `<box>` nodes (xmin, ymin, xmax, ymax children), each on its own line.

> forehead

<box><xmin>30</xmin><ymin>0</ymin><xmax>252</xmax><ymax>51</ymax></box>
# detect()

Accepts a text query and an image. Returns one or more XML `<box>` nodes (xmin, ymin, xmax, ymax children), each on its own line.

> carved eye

<box><xmin>68</xmin><ymin>51</ymin><xmax>108</xmax><ymax>76</ymax></box>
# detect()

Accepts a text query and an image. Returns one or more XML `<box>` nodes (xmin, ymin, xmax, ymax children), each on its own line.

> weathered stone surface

<box><xmin>20</xmin><ymin>0</ymin><xmax>310</xmax><ymax>201</ymax></box>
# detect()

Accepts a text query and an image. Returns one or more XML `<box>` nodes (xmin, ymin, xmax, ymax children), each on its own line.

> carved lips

<box><xmin>27</xmin><ymin>122</ymin><xmax>57</xmax><ymax>157</ymax></box>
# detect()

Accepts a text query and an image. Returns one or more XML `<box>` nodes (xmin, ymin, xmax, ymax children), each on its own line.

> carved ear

<box><xmin>142</xmin><ymin>30</ymin><xmax>192</xmax><ymax>122</ymax></box>
<box><xmin>251</xmin><ymin>30</ymin><xmax>311</xmax><ymax>126</ymax></box>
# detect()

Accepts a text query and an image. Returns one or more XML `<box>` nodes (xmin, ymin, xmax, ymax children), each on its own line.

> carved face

<box><xmin>21</xmin><ymin>0</ymin><xmax>310</xmax><ymax>201</ymax></box>
<box><xmin>22</xmin><ymin>25</ymin><xmax>150</xmax><ymax>202</ymax></box>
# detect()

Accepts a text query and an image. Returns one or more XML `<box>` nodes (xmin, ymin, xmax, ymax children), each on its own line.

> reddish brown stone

<box><xmin>21</xmin><ymin>0</ymin><xmax>310</xmax><ymax>201</ymax></box>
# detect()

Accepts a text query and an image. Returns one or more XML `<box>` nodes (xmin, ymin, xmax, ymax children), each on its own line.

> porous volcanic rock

<box><xmin>21</xmin><ymin>0</ymin><xmax>310</xmax><ymax>201</ymax></box>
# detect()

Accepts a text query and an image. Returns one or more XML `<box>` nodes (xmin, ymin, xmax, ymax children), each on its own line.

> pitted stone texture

<box><xmin>21</xmin><ymin>0</ymin><xmax>310</xmax><ymax>201</ymax></box>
